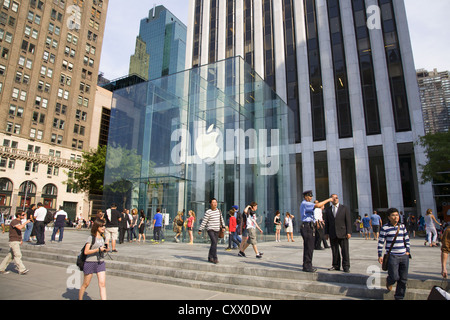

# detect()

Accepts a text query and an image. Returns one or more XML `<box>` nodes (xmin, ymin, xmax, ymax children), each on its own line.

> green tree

<box><xmin>65</xmin><ymin>145</ymin><xmax>107</xmax><ymax>193</ymax></box>
<box><xmin>416</xmin><ymin>131</ymin><xmax>450</xmax><ymax>184</ymax></box>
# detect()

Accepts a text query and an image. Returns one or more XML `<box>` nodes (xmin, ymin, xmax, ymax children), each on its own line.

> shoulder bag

<box><xmin>382</xmin><ymin>224</ymin><xmax>401</xmax><ymax>271</ymax></box>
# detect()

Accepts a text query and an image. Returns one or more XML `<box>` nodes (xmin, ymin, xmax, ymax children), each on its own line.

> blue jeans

<box><xmin>387</xmin><ymin>254</ymin><xmax>409</xmax><ymax>300</ymax></box>
<box><xmin>23</xmin><ymin>222</ymin><xmax>33</xmax><ymax>242</ymax></box>
<box><xmin>51</xmin><ymin>226</ymin><xmax>64</xmax><ymax>242</ymax></box>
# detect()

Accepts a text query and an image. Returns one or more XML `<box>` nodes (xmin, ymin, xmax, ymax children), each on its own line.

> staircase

<box><xmin>0</xmin><ymin>243</ymin><xmax>438</xmax><ymax>300</ymax></box>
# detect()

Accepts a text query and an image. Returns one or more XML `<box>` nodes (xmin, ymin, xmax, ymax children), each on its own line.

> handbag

<box><xmin>382</xmin><ymin>225</ymin><xmax>401</xmax><ymax>271</ymax></box>
<box><xmin>218</xmin><ymin>210</ymin><xmax>225</xmax><ymax>239</ymax></box>
<box><xmin>428</xmin><ymin>281</ymin><xmax>450</xmax><ymax>300</ymax></box>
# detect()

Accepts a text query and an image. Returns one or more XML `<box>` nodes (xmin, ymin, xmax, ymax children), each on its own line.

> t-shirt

<box><xmin>9</xmin><ymin>219</ymin><xmax>22</xmax><ymax>242</ymax></box>
<box><xmin>187</xmin><ymin>216</ymin><xmax>195</xmax><ymax>228</ymax></box>
<box><xmin>105</xmin><ymin>208</ymin><xmax>121</xmax><ymax>228</ymax></box>
<box><xmin>34</xmin><ymin>206</ymin><xmax>47</xmax><ymax>222</ymax></box>
<box><xmin>300</xmin><ymin>200</ymin><xmax>315</xmax><ymax>223</ymax></box>
<box><xmin>154</xmin><ymin>213</ymin><xmax>163</xmax><ymax>227</ymax></box>
<box><xmin>229</xmin><ymin>216</ymin><xmax>236</xmax><ymax>232</ymax></box>
<box><xmin>362</xmin><ymin>217</ymin><xmax>371</xmax><ymax>228</ymax></box>
<box><xmin>370</xmin><ymin>214</ymin><xmax>381</xmax><ymax>226</ymax></box>
<box><xmin>85</xmin><ymin>235</ymin><xmax>105</xmax><ymax>262</ymax></box>
<box><xmin>54</xmin><ymin>210</ymin><xmax>68</xmax><ymax>227</ymax></box>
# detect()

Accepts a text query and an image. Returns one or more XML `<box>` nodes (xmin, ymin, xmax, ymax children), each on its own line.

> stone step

<box><xmin>0</xmin><ymin>246</ymin><xmax>432</xmax><ymax>300</ymax></box>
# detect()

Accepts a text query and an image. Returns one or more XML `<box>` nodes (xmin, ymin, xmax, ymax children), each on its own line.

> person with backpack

<box><xmin>79</xmin><ymin>219</ymin><xmax>109</xmax><ymax>300</ymax></box>
<box><xmin>33</xmin><ymin>203</ymin><xmax>47</xmax><ymax>245</ymax></box>
<box><xmin>173</xmin><ymin>211</ymin><xmax>184</xmax><ymax>243</ymax></box>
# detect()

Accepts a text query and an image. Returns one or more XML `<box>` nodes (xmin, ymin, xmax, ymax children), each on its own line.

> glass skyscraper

<box><xmin>104</xmin><ymin>57</ymin><xmax>297</xmax><ymax>236</ymax></box>
<box><xmin>130</xmin><ymin>5</ymin><xmax>187</xmax><ymax>81</ymax></box>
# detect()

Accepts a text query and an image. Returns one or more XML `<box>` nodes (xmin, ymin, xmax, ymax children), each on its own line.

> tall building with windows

<box><xmin>185</xmin><ymin>0</ymin><xmax>435</xmax><ymax>218</ymax></box>
<box><xmin>417</xmin><ymin>68</ymin><xmax>450</xmax><ymax>134</ymax></box>
<box><xmin>129</xmin><ymin>5</ymin><xmax>187</xmax><ymax>81</ymax></box>
<box><xmin>0</xmin><ymin>0</ymin><xmax>109</xmax><ymax>220</ymax></box>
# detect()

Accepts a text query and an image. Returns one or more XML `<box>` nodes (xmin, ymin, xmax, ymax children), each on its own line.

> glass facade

<box><xmin>103</xmin><ymin>57</ymin><xmax>296</xmax><ymax>241</ymax></box>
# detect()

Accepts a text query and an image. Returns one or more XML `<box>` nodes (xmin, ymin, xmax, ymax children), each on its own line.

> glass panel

<box><xmin>104</xmin><ymin>57</ymin><xmax>297</xmax><ymax>242</ymax></box>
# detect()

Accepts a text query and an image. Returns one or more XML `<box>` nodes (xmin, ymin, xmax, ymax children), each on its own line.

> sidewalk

<box><xmin>0</xmin><ymin>228</ymin><xmax>446</xmax><ymax>300</ymax></box>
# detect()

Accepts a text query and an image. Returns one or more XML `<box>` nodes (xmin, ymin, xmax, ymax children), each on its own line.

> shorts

<box><xmin>83</xmin><ymin>261</ymin><xmax>106</xmax><ymax>275</ymax></box>
<box><xmin>105</xmin><ymin>227</ymin><xmax>118</xmax><ymax>242</ymax></box>
<box><xmin>247</xmin><ymin>228</ymin><xmax>257</xmax><ymax>245</ymax></box>
<box><xmin>363</xmin><ymin>227</ymin><xmax>371</xmax><ymax>233</ymax></box>
<box><xmin>372</xmin><ymin>225</ymin><xmax>380</xmax><ymax>233</ymax></box>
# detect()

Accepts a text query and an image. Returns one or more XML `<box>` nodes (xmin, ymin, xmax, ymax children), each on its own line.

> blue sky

<box><xmin>99</xmin><ymin>0</ymin><xmax>450</xmax><ymax>80</ymax></box>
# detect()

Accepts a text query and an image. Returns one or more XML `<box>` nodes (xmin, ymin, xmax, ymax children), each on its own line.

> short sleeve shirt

<box><xmin>9</xmin><ymin>219</ymin><xmax>22</xmax><ymax>242</ymax></box>
<box><xmin>300</xmin><ymin>200</ymin><xmax>316</xmax><ymax>223</ymax></box>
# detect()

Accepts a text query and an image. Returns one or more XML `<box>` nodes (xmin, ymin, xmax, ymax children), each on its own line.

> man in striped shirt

<box><xmin>377</xmin><ymin>208</ymin><xmax>411</xmax><ymax>300</ymax></box>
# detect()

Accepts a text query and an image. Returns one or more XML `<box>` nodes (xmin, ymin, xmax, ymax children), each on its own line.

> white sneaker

<box><xmin>0</xmin><ymin>271</ymin><xmax>10</xmax><ymax>275</ymax></box>
<box><xmin>19</xmin><ymin>269</ymin><xmax>29</xmax><ymax>275</ymax></box>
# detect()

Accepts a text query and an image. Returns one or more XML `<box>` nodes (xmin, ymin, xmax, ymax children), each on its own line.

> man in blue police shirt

<box><xmin>300</xmin><ymin>190</ymin><xmax>333</xmax><ymax>272</ymax></box>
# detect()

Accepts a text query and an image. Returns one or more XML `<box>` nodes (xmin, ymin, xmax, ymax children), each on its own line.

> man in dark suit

<box><xmin>324</xmin><ymin>194</ymin><xmax>352</xmax><ymax>273</ymax></box>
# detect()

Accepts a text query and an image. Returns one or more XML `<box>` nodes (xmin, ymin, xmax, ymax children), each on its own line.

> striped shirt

<box><xmin>199</xmin><ymin>209</ymin><xmax>225</xmax><ymax>232</ymax></box>
<box><xmin>377</xmin><ymin>223</ymin><xmax>410</xmax><ymax>257</ymax></box>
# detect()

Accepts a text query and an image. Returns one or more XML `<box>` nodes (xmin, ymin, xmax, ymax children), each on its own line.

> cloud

<box><xmin>405</xmin><ymin>0</ymin><xmax>450</xmax><ymax>71</ymax></box>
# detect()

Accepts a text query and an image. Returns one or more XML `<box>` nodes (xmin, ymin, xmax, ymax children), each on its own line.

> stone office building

<box><xmin>104</xmin><ymin>0</ymin><xmax>435</xmax><ymax>236</ymax></box>
<box><xmin>0</xmin><ymin>0</ymin><xmax>109</xmax><ymax>220</ymax></box>
<box><xmin>183</xmin><ymin>0</ymin><xmax>435</xmax><ymax>219</ymax></box>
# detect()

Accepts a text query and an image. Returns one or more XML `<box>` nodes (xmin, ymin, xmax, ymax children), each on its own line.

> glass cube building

<box><xmin>103</xmin><ymin>57</ymin><xmax>298</xmax><ymax>237</ymax></box>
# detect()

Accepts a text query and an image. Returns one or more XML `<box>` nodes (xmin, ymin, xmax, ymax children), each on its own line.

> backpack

<box><xmin>44</xmin><ymin>211</ymin><xmax>54</xmax><ymax>225</ymax></box>
<box><xmin>76</xmin><ymin>236</ymin><xmax>96</xmax><ymax>271</ymax></box>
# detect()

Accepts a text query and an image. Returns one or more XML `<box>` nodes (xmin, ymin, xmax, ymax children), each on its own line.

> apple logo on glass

<box><xmin>195</xmin><ymin>125</ymin><xmax>221</xmax><ymax>160</ymax></box>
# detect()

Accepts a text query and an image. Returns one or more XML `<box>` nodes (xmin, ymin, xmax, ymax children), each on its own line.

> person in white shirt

<box><xmin>33</xmin><ymin>203</ymin><xmax>47</xmax><ymax>245</ymax></box>
<box><xmin>314</xmin><ymin>200</ymin><xmax>329</xmax><ymax>250</ymax></box>
<box><xmin>239</xmin><ymin>202</ymin><xmax>264</xmax><ymax>259</ymax></box>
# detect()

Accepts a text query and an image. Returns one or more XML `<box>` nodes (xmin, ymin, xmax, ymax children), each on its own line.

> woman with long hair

<box><xmin>198</xmin><ymin>198</ymin><xmax>225</xmax><ymax>264</ymax></box>
<box><xmin>187</xmin><ymin>210</ymin><xmax>196</xmax><ymax>244</ymax></box>
<box><xmin>424</xmin><ymin>209</ymin><xmax>442</xmax><ymax>247</ymax></box>
<box><xmin>138</xmin><ymin>209</ymin><xmax>146</xmax><ymax>243</ymax></box>
<box><xmin>79</xmin><ymin>219</ymin><xmax>109</xmax><ymax>300</ymax></box>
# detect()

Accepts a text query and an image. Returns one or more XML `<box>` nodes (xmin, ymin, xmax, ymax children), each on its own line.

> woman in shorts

<box><xmin>79</xmin><ymin>219</ymin><xmax>109</xmax><ymax>300</ymax></box>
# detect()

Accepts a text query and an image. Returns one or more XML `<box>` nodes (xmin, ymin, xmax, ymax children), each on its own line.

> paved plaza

<box><xmin>0</xmin><ymin>227</ymin><xmax>447</xmax><ymax>301</ymax></box>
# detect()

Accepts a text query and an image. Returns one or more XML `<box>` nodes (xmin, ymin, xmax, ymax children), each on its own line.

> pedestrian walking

<box><xmin>300</xmin><ymin>190</ymin><xmax>332</xmax><ymax>273</ymax></box>
<box><xmin>239</xmin><ymin>202</ymin><xmax>264</xmax><ymax>259</ymax></box>
<box><xmin>198</xmin><ymin>198</ymin><xmax>225</xmax><ymax>264</ymax></box>
<box><xmin>362</xmin><ymin>214</ymin><xmax>371</xmax><ymax>240</ymax></box>
<box><xmin>78</xmin><ymin>219</ymin><xmax>109</xmax><ymax>300</ymax></box>
<box><xmin>0</xmin><ymin>210</ymin><xmax>31</xmax><ymax>275</ymax></box>
<box><xmin>377</xmin><ymin>208</ymin><xmax>411</xmax><ymax>300</ymax></box>
<box><xmin>370</xmin><ymin>211</ymin><xmax>382</xmax><ymax>241</ymax></box>
<box><xmin>424</xmin><ymin>209</ymin><xmax>442</xmax><ymax>247</ymax></box>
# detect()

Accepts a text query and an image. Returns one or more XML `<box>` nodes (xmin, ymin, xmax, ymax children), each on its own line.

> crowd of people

<box><xmin>0</xmin><ymin>197</ymin><xmax>448</xmax><ymax>301</ymax></box>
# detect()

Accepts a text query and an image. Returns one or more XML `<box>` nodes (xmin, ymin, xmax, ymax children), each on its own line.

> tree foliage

<box><xmin>65</xmin><ymin>145</ymin><xmax>107</xmax><ymax>193</ymax></box>
<box><xmin>416</xmin><ymin>131</ymin><xmax>450</xmax><ymax>184</ymax></box>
